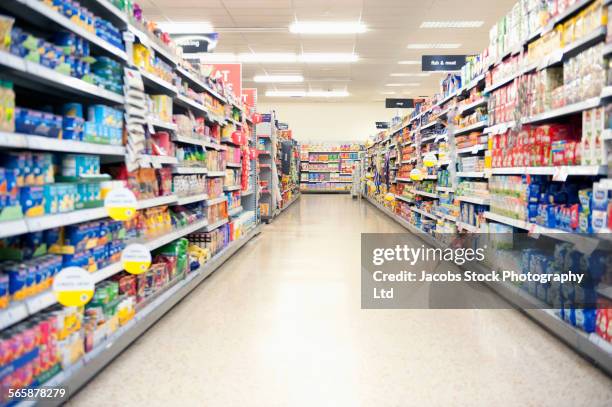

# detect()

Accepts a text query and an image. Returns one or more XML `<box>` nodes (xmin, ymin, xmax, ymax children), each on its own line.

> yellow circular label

<box><xmin>52</xmin><ymin>267</ymin><xmax>95</xmax><ymax>307</ymax></box>
<box><xmin>410</xmin><ymin>169</ymin><xmax>423</xmax><ymax>181</ymax></box>
<box><xmin>121</xmin><ymin>244</ymin><xmax>152</xmax><ymax>275</ymax></box>
<box><xmin>104</xmin><ymin>188</ymin><xmax>137</xmax><ymax>221</ymax></box>
<box><xmin>423</xmin><ymin>153</ymin><xmax>438</xmax><ymax>168</ymax></box>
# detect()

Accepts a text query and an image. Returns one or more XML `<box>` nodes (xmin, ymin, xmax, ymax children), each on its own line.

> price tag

<box><xmin>484</xmin><ymin>169</ymin><xmax>492</xmax><ymax>179</ymax></box>
<box><xmin>147</xmin><ymin>120</ymin><xmax>155</xmax><ymax>134</ymax></box>
<box><xmin>0</xmin><ymin>304</ymin><xmax>28</xmax><ymax>330</ymax></box>
<box><xmin>472</xmin><ymin>144</ymin><xmax>481</xmax><ymax>155</ymax></box>
<box><xmin>104</xmin><ymin>187</ymin><xmax>137</xmax><ymax>221</ymax></box>
<box><xmin>121</xmin><ymin>244</ymin><xmax>152</xmax><ymax>275</ymax></box>
<box><xmin>123</xmin><ymin>31</ymin><xmax>136</xmax><ymax>43</ymax></box>
<box><xmin>528</xmin><ymin>224</ymin><xmax>541</xmax><ymax>239</ymax></box>
<box><xmin>52</xmin><ymin>267</ymin><xmax>95</xmax><ymax>307</ymax></box>
<box><xmin>553</xmin><ymin>167</ymin><xmax>568</xmax><ymax>182</ymax></box>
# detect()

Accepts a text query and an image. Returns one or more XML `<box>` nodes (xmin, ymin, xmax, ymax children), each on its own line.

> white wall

<box><xmin>257</xmin><ymin>102</ymin><xmax>402</xmax><ymax>144</ymax></box>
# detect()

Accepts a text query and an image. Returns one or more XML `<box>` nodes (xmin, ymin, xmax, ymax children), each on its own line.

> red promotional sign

<box><xmin>209</xmin><ymin>63</ymin><xmax>242</xmax><ymax>101</ymax></box>
<box><xmin>242</xmin><ymin>88</ymin><xmax>257</xmax><ymax>109</ymax></box>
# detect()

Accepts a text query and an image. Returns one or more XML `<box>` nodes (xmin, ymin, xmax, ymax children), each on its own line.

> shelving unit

<box><xmin>0</xmin><ymin>1</ymin><xmax>263</xmax><ymax>400</ymax></box>
<box><xmin>300</xmin><ymin>144</ymin><xmax>362</xmax><ymax>194</ymax></box>
<box><xmin>363</xmin><ymin>0</ymin><xmax>612</xmax><ymax>375</ymax></box>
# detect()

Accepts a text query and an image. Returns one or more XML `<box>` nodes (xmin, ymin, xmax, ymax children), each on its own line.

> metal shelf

<box><xmin>41</xmin><ymin>226</ymin><xmax>261</xmax><ymax>404</ymax></box>
<box><xmin>149</xmin><ymin>117</ymin><xmax>177</xmax><ymax>132</ymax></box>
<box><xmin>411</xmin><ymin>190</ymin><xmax>439</xmax><ymax>199</ymax></box>
<box><xmin>228</xmin><ymin>206</ymin><xmax>243</xmax><ymax>217</ymax></box>
<box><xmin>490</xmin><ymin>165</ymin><xmax>606</xmax><ymax>177</ymax></box>
<box><xmin>456</xmin><ymin>144</ymin><xmax>487</xmax><ymax>155</ymax></box>
<box><xmin>175</xmin><ymin>66</ymin><xmax>228</xmax><ymax>103</ymax></box>
<box><xmin>0</xmin><ymin>132</ymin><xmax>125</xmax><ymax>156</ymax></box>
<box><xmin>458</xmin><ymin>98</ymin><xmax>487</xmax><ymax>115</ymax></box>
<box><xmin>456</xmin><ymin>221</ymin><xmax>480</xmax><ymax>232</ymax></box>
<box><xmin>456</xmin><ymin>195</ymin><xmax>490</xmax><ymax>205</ymax></box>
<box><xmin>207</xmin><ymin>171</ymin><xmax>226</xmax><ymax>177</ymax></box>
<box><xmin>205</xmin><ymin>196</ymin><xmax>228</xmax><ymax>206</ymax></box>
<box><xmin>227</xmin><ymin>162</ymin><xmax>242</xmax><ymax>168</ymax></box>
<box><xmin>453</xmin><ymin>121</ymin><xmax>488</xmax><ymax>136</ymax></box>
<box><xmin>140</xmin><ymin>69</ymin><xmax>178</xmax><ymax>95</ymax></box>
<box><xmin>394</xmin><ymin>195</ymin><xmax>413</xmax><ymax>203</ymax></box>
<box><xmin>523</xmin><ymin>97</ymin><xmax>601</xmax><ymax>124</ymax></box>
<box><xmin>411</xmin><ymin>207</ymin><xmax>438</xmax><ymax>220</ymax></box>
<box><xmin>176</xmin><ymin>194</ymin><xmax>209</xmax><ymax>206</ymax></box>
<box><xmin>139</xmin><ymin>155</ymin><xmax>178</xmax><ymax>166</ymax></box>
<box><xmin>364</xmin><ymin>195</ymin><xmax>612</xmax><ymax>376</ymax></box>
<box><xmin>0</xmin><ymin>51</ymin><xmax>124</xmax><ymax>104</ymax></box>
<box><xmin>456</xmin><ymin>172</ymin><xmax>486</xmax><ymax>178</ymax></box>
<box><xmin>128</xmin><ymin>24</ymin><xmax>178</xmax><ymax>66</ymax></box>
<box><xmin>172</xmin><ymin>166</ymin><xmax>208</xmax><ymax>175</ymax></box>
<box><xmin>223</xmin><ymin>185</ymin><xmax>241</xmax><ymax>192</ymax></box>
<box><xmin>203</xmin><ymin>218</ymin><xmax>229</xmax><ymax>232</ymax></box>
<box><xmin>2</xmin><ymin>0</ymin><xmax>127</xmax><ymax>62</ymax></box>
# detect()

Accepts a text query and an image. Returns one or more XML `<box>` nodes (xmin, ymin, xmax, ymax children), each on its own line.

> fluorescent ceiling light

<box><xmin>398</xmin><ymin>60</ymin><xmax>420</xmax><ymax>65</ymax></box>
<box><xmin>420</xmin><ymin>21</ymin><xmax>484</xmax><ymax>28</ymax></box>
<box><xmin>198</xmin><ymin>52</ymin><xmax>358</xmax><ymax>63</ymax></box>
<box><xmin>385</xmin><ymin>83</ymin><xmax>420</xmax><ymax>87</ymax></box>
<box><xmin>406</xmin><ymin>43</ymin><xmax>462</xmax><ymax>49</ymax></box>
<box><xmin>299</xmin><ymin>53</ymin><xmax>359</xmax><ymax>63</ymax></box>
<box><xmin>253</xmin><ymin>75</ymin><xmax>304</xmax><ymax>83</ymax></box>
<box><xmin>380</xmin><ymin>91</ymin><xmax>396</xmax><ymax>95</ymax></box>
<box><xmin>390</xmin><ymin>73</ymin><xmax>430</xmax><ymax>77</ymax></box>
<box><xmin>289</xmin><ymin>21</ymin><xmax>367</xmax><ymax>34</ymax></box>
<box><xmin>265</xmin><ymin>90</ymin><xmax>349</xmax><ymax>97</ymax></box>
<box><xmin>156</xmin><ymin>21</ymin><xmax>214</xmax><ymax>34</ymax></box>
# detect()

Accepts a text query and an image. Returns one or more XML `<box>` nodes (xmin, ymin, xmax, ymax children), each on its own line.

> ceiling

<box><xmin>139</xmin><ymin>0</ymin><xmax>516</xmax><ymax>103</ymax></box>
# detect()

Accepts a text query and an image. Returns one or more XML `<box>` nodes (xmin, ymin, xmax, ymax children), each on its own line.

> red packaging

<box><xmin>596</xmin><ymin>298</ymin><xmax>612</xmax><ymax>343</ymax></box>
<box><xmin>565</xmin><ymin>141</ymin><xmax>577</xmax><ymax>165</ymax></box>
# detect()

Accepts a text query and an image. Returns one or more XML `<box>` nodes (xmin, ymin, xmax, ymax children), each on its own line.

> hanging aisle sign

<box><xmin>208</xmin><ymin>63</ymin><xmax>242</xmax><ymax>101</ymax></box>
<box><xmin>422</xmin><ymin>55</ymin><xmax>468</xmax><ymax>71</ymax></box>
<box><xmin>376</xmin><ymin>122</ymin><xmax>390</xmax><ymax>129</ymax></box>
<box><xmin>242</xmin><ymin>88</ymin><xmax>258</xmax><ymax>110</ymax></box>
<box><xmin>173</xmin><ymin>33</ymin><xmax>219</xmax><ymax>53</ymax></box>
<box><xmin>385</xmin><ymin>99</ymin><xmax>414</xmax><ymax>108</ymax></box>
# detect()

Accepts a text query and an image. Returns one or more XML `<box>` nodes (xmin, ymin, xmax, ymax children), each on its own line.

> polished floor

<box><xmin>69</xmin><ymin>195</ymin><xmax>612</xmax><ymax>407</ymax></box>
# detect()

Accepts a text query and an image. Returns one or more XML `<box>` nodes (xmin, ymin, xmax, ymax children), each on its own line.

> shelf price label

<box><xmin>552</xmin><ymin>167</ymin><xmax>569</xmax><ymax>182</ymax></box>
<box><xmin>121</xmin><ymin>244</ymin><xmax>152</xmax><ymax>275</ymax></box>
<box><xmin>52</xmin><ymin>267</ymin><xmax>95</xmax><ymax>307</ymax></box>
<box><xmin>104</xmin><ymin>188</ymin><xmax>137</xmax><ymax>221</ymax></box>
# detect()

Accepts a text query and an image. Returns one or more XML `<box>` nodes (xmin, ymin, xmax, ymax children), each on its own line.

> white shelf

<box><xmin>523</xmin><ymin>97</ymin><xmax>601</xmax><ymax>124</ymax></box>
<box><xmin>227</xmin><ymin>162</ymin><xmax>241</xmax><ymax>168</ymax></box>
<box><xmin>456</xmin><ymin>172</ymin><xmax>486</xmax><ymax>178</ymax></box>
<box><xmin>395</xmin><ymin>194</ymin><xmax>413</xmax><ymax>203</ymax></box>
<box><xmin>456</xmin><ymin>195</ymin><xmax>490</xmax><ymax>205</ymax></box>
<box><xmin>128</xmin><ymin>24</ymin><xmax>178</xmax><ymax>66</ymax></box>
<box><xmin>459</xmin><ymin>98</ymin><xmax>487</xmax><ymax>115</ymax></box>
<box><xmin>411</xmin><ymin>190</ymin><xmax>439</xmax><ymax>199</ymax></box>
<box><xmin>420</xmin><ymin>121</ymin><xmax>439</xmax><ymax>131</ymax></box>
<box><xmin>456</xmin><ymin>221</ymin><xmax>480</xmax><ymax>232</ymax></box>
<box><xmin>176</xmin><ymin>193</ymin><xmax>209</xmax><ymax>206</ymax></box>
<box><xmin>175</xmin><ymin>94</ymin><xmax>207</xmax><ymax>114</ymax></box>
<box><xmin>139</xmin><ymin>155</ymin><xmax>178</xmax><ymax>166</ymax></box>
<box><xmin>207</xmin><ymin>171</ymin><xmax>226</xmax><ymax>177</ymax></box>
<box><xmin>223</xmin><ymin>185</ymin><xmax>241</xmax><ymax>191</ymax></box>
<box><xmin>490</xmin><ymin>165</ymin><xmax>606</xmax><ymax>178</ymax></box>
<box><xmin>484</xmin><ymin>73</ymin><xmax>519</xmax><ymax>93</ymax></box>
<box><xmin>140</xmin><ymin>69</ymin><xmax>177</xmax><ymax>95</ymax></box>
<box><xmin>241</xmin><ymin>190</ymin><xmax>255</xmax><ymax>196</ymax></box>
<box><xmin>458</xmin><ymin>73</ymin><xmax>485</xmax><ymax>95</ymax></box>
<box><xmin>205</xmin><ymin>196</ymin><xmax>228</xmax><ymax>206</ymax></box>
<box><xmin>453</xmin><ymin>121</ymin><xmax>488</xmax><ymax>136</ymax></box>
<box><xmin>143</xmin><ymin>219</ymin><xmax>209</xmax><ymax>250</ymax></box>
<box><xmin>173</xmin><ymin>134</ymin><xmax>206</xmax><ymax>146</ymax></box>
<box><xmin>23</xmin><ymin>0</ymin><xmax>128</xmax><ymax>61</ymax></box>
<box><xmin>136</xmin><ymin>195</ymin><xmax>178</xmax><ymax>209</ymax></box>
<box><xmin>0</xmin><ymin>132</ymin><xmax>126</xmax><ymax>155</ymax></box>
<box><xmin>0</xmin><ymin>218</ymin><xmax>212</xmax><ymax>329</ymax></box>
<box><xmin>0</xmin><ymin>219</ymin><xmax>28</xmax><ymax>239</ymax></box>
<box><xmin>435</xmin><ymin>212</ymin><xmax>457</xmax><ymax>222</ymax></box>
<box><xmin>411</xmin><ymin>207</ymin><xmax>438</xmax><ymax>220</ymax></box>
<box><xmin>228</xmin><ymin>206</ymin><xmax>243</xmax><ymax>217</ymax></box>
<box><xmin>485</xmin><ymin>121</ymin><xmax>516</xmax><ymax>135</ymax></box>
<box><xmin>437</xmin><ymin>186</ymin><xmax>455</xmax><ymax>193</ymax></box>
<box><xmin>149</xmin><ymin>117</ymin><xmax>177</xmax><ymax>131</ymax></box>
<box><xmin>175</xmin><ymin>66</ymin><xmax>228</xmax><ymax>103</ymax></box>
<box><xmin>203</xmin><ymin>218</ymin><xmax>229</xmax><ymax>232</ymax></box>
<box><xmin>0</xmin><ymin>51</ymin><xmax>124</xmax><ymax>104</ymax></box>
<box><xmin>456</xmin><ymin>144</ymin><xmax>487</xmax><ymax>154</ymax></box>
<box><xmin>202</xmin><ymin>140</ymin><xmax>224</xmax><ymax>151</ymax></box>
<box><xmin>173</xmin><ymin>166</ymin><xmax>208</xmax><ymax>175</ymax></box>
<box><xmin>483</xmin><ymin>211</ymin><xmax>603</xmax><ymax>254</ymax></box>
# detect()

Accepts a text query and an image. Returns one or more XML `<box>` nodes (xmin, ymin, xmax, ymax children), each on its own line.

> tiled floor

<box><xmin>69</xmin><ymin>195</ymin><xmax>612</xmax><ymax>407</ymax></box>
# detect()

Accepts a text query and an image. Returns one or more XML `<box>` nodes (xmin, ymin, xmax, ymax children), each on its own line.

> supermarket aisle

<box><xmin>69</xmin><ymin>195</ymin><xmax>612</xmax><ymax>407</ymax></box>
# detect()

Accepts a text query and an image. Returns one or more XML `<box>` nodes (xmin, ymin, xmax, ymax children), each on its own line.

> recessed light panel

<box><xmin>406</xmin><ymin>43</ymin><xmax>462</xmax><ymax>49</ymax></box>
